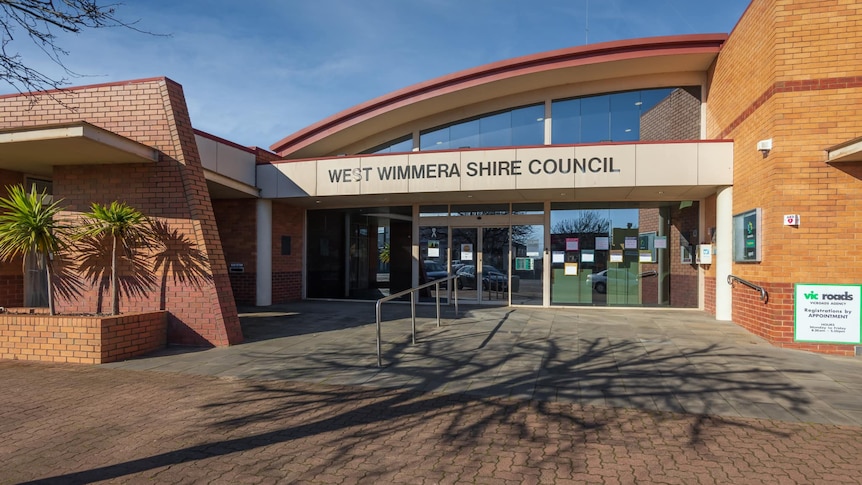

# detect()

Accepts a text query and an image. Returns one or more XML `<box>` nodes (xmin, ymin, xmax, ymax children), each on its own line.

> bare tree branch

<box><xmin>552</xmin><ymin>210</ymin><xmax>611</xmax><ymax>235</ymax></box>
<box><xmin>0</xmin><ymin>0</ymin><xmax>164</xmax><ymax>106</ymax></box>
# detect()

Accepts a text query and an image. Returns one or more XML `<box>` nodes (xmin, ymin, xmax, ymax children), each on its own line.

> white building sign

<box><xmin>794</xmin><ymin>284</ymin><xmax>862</xmax><ymax>344</ymax></box>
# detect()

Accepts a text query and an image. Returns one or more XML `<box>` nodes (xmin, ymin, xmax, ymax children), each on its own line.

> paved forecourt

<box><xmin>2</xmin><ymin>301</ymin><xmax>862</xmax><ymax>484</ymax></box>
<box><xmin>109</xmin><ymin>301</ymin><xmax>862</xmax><ymax>427</ymax></box>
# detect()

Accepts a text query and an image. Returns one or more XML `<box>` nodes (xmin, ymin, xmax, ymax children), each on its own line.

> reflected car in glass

<box><xmin>585</xmin><ymin>268</ymin><xmax>641</xmax><ymax>294</ymax></box>
<box><xmin>455</xmin><ymin>265</ymin><xmax>508</xmax><ymax>290</ymax></box>
<box><xmin>423</xmin><ymin>260</ymin><xmax>451</xmax><ymax>287</ymax></box>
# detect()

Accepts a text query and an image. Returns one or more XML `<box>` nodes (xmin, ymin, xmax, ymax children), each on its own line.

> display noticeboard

<box><xmin>733</xmin><ymin>208</ymin><xmax>762</xmax><ymax>263</ymax></box>
<box><xmin>794</xmin><ymin>283</ymin><xmax>862</xmax><ymax>344</ymax></box>
<box><xmin>515</xmin><ymin>257</ymin><xmax>534</xmax><ymax>271</ymax></box>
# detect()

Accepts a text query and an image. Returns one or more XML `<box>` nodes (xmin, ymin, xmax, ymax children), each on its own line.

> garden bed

<box><xmin>0</xmin><ymin>310</ymin><xmax>167</xmax><ymax>364</ymax></box>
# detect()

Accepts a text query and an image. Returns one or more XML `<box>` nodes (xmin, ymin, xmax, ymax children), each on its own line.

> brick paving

<box><xmin>4</xmin><ymin>302</ymin><xmax>862</xmax><ymax>484</ymax></box>
<box><xmin>3</xmin><ymin>359</ymin><xmax>862</xmax><ymax>484</ymax></box>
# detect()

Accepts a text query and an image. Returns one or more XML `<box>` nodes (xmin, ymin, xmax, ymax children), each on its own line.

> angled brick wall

<box><xmin>0</xmin><ymin>78</ymin><xmax>242</xmax><ymax>347</ymax></box>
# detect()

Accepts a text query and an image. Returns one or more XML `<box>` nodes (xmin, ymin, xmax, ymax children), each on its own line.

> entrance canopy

<box><xmin>826</xmin><ymin>136</ymin><xmax>862</xmax><ymax>163</ymax></box>
<box><xmin>0</xmin><ymin>121</ymin><xmax>158</xmax><ymax>177</ymax></box>
<box><xmin>258</xmin><ymin>141</ymin><xmax>733</xmax><ymax>208</ymax></box>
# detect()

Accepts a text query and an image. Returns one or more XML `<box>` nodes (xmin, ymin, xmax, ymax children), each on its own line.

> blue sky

<box><xmin>4</xmin><ymin>0</ymin><xmax>750</xmax><ymax>149</ymax></box>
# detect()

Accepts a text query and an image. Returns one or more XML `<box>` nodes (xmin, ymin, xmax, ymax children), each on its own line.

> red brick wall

<box><xmin>670</xmin><ymin>203</ymin><xmax>699</xmax><ymax>308</ymax></box>
<box><xmin>212</xmin><ymin>199</ymin><xmax>258</xmax><ymax>305</ymax></box>
<box><xmin>212</xmin><ymin>199</ymin><xmax>304</xmax><ymax>305</ymax></box>
<box><xmin>638</xmin><ymin>209</ymin><xmax>659</xmax><ymax>304</ymax></box>
<box><xmin>0</xmin><ymin>311</ymin><xmax>167</xmax><ymax>364</ymax></box>
<box><xmin>704</xmin><ymin>277</ymin><xmax>716</xmax><ymax>315</ymax></box>
<box><xmin>0</xmin><ymin>170</ymin><xmax>26</xmax><ymax>307</ymax></box>
<box><xmin>0</xmin><ymin>78</ymin><xmax>242</xmax><ymax>347</ymax></box>
<box><xmin>708</xmin><ymin>0</ymin><xmax>862</xmax><ymax>354</ymax></box>
<box><xmin>272</xmin><ymin>201</ymin><xmax>303</xmax><ymax>303</ymax></box>
<box><xmin>700</xmin><ymin>195</ymin><xmax>717</xmax><ymax>314</ymax></box>
<box><xmin>640</xmin><ymin>87</ymin><xmax>701</xmax><ymax>141</ymax></box>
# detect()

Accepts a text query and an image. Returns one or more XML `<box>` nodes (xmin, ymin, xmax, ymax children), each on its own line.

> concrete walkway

<box><xmin>106</xmin><ymin>301</ymin><xmax>862</xmax><ymax>426</ymax></box>
<box><xmin>4</xmin><ymin>301</ymin><xmax>862</xmax><ymax>484</ymax></box>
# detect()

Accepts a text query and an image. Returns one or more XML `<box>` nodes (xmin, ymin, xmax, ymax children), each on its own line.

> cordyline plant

<box><xmin>0</xmin><ymin>184</ymin><xmax>68</xmax><ymax>315</ymax></box>
<box><xmin>77</xmin><ymin>201</ymin><xmax>154</xmax><ymax>315</ymax></box>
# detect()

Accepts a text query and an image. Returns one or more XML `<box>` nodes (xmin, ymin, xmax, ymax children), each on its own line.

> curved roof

<box><xmin>271</xmin><ymin>34</ymin><xmax>727</xmax><ymax>159</ymax></box>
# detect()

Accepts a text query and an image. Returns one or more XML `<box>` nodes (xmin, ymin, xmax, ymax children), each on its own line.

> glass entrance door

<box><xmin>452</xmin><ymin>227</ymin><xmax>509</xmax><ymax>304</ymax></box>
<box><xmin>452</xmin><ymin>228</ymin><xmax>478</xmax><ymax>301</ymax></box>
<box><xmin>481</xmin><ymin>227</ymin><xmax>510</xmax><ymax>304</ymax></box>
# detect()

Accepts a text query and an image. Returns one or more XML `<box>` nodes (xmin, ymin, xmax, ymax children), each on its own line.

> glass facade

<box><xmin>307</xmin><ymin>202</ymin><xmax>698</xmax><ymax>309</ymax></box>
<box><xmin>551</xmin><ymin>88</ymin><xmax>678</xmax><ymax>144</ymax></box>
<box><xmin>419</xmin><ymin>104</ymin><xmax>545</xmax><ymax>151</ymax></box>
<box><xmin>306</xmin><ymin>206</ymin><xmax>412</xmax><ymax>300</ymax></box>
<box><xmin>547</xmin><ymin>204</ymin><xmax>694</xmax><ymax>308</ymax></box>
<box><xmin>304</xmin><ymin>87</ymin><xmax>704</xmax><ymax>306</ymax></box>
<box><xmin>363</xmin><ymin>135</ymin><xmax>413</xmax><ymax>155</ymax></box>
<box><xmin>366</xmin><ymin>87</ymin><xmax>700</xmax><ymax>155</ymax></box>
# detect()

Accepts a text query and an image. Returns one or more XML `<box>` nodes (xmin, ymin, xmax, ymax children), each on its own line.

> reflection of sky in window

<box><xmin>551</xmin><ymin>98</ymin><xmax>581</xmax><ymax>144</ymax></box>
<box><xmin>450</xmin><ymin>119</ymin><xmax>480</xmax><ymax>149</ymax></box>
<box><xmin>420</xmin><ymin>127</ymin><xmax>450</xmax><ymax>150</ymax></box>
<box><xmin>415</xmin><ymin>88</ymin><xmax>682</xmax><ymax>152</ymax></box>
<box><xmin>610</xmin><ymin>91</ymin><xmax>640</xmax><ymax>142</ymax></box>
<box><xmin>639</xmin><ymin>89</ymin><xmax>673</xmax><ymax>112</ymax></box>
<box><xmin>365</xmin><ymin>135</ymin><xmax>413</xmax><ymax>154</ymax></box>
<box><xmin>580</xmin><ymin>95</ymin><xmax>610</xmax><ymax>143</ymax></box>
<box><xmin>480</xmin><ymin>112</ymin><xmax>510</xmax><ymax>147</ymax></box>
<box><xmin>513</xmin><ymin>225</ymin><xmax>544</xmax><ymax>253</ymax></box>
<box><xmin>512</xmin><ymin>105</ymin><xmax>545</xmax><ymax>146</ymax></box>
<box><xmin>551</xmin><ymin>87</ymin><xmax>677</xmax><ymax>144</ymax></box>
<box><xmin>420</xmin><ymin>104</ymin><xmax>544</xmax><ymax>151</ymax></box>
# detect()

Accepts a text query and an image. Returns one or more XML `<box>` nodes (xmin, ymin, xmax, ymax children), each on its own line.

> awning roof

<box><xmin>0</xmin><ymin>121</ymin><xmax>158</xmax><ymax>176</ymax></box>
<box><xmin>826</xmin><ymin>136</ymin><xmax>862</xmax><ymax>163</ymax></box>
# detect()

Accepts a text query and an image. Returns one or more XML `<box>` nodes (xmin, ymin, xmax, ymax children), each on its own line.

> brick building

<box><xmin>0</xmin><ymin>0</ymin><xmax>860</xmax><ymax>357</ymax></box>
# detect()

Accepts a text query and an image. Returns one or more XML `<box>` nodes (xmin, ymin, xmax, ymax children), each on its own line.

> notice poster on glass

<box><xmin>609</xmin><ymin>250</ymin><xmax>624</xmax><ymax>263</ymax></box>
<box><xmin>552</xmin><ymin>251</ymin><xmax>565</xmax><ymax>263</ymax></box>
<box><xmin>581</xmin><ymin>250</ymin><xmax>595</xmax><ymax>263</ymax></box>
<box><xmin>624</xmin><ymin>237</ymin><xmax>637</xmax><ymax>249</ymax></box>
<box><xmin>655</xmin><ymin>236</ymin><xmax>667</xmax><ymax>249</ymax></box>
<box><xmin>596</xmin><ymin>237</ymin><xmax>609</xmax><ymax>250</ymax></box>
<box><xmin>527</xmin><ymin>239</ymin><xmax>540</xmax><ymax>257</ymax></box>
<box><xmin>564</xmin><ymin>263</ymin><xmax>579</xmax><ymax>275</ymax></box>
<box><xmin>794</xmin><ymin>284</ymin><xmax>862</xmax><ymax>344</ymax></box>
<box><xmin>428</xmin><ymin>240</ymin><xmax>440</xmax><ymax>258</ymax></box>
<box><xmin>461</xmin><ymin>243</ymin><xmax>473</xmax><ymax>261</ymax></box>
<box><xmin>566</xmin><ymin>238</ymin><xmax>579</xmax><ymax>251</ymax></box>
<box><xmin>680</xmin><ymin>245</ymin><xmax>693</xmax><ymax>264</ymax></box>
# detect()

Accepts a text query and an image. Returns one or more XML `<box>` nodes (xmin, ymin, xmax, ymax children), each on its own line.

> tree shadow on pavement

<box><xmin>25</xmin><ymin>307</ymin><xmax>818</xmax><ymax>484</ymax></box>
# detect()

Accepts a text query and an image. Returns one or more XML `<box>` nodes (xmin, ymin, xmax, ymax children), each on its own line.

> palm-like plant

<box><xmin>78</xmin><ymin>201</ymin><xmax>153</xmax><ymax>315</ymax></box>
<box><xmin>0</xmin><ymin>185</ymin><xmax>67</xmax><ymax>315</ymax></box>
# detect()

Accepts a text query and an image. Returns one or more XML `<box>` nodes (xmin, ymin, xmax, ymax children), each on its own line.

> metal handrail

<box><xmin>376</xmin><ymin>274</ymin><xmax>459</xmax><ymax>367</ymax></box>
<box><xmin>727</xmin><ymin>275</ymin><xmax>768</xmax><ymax>303</ymax></box>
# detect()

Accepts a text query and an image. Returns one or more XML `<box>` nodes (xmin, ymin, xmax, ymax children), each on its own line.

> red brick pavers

<box><xmin>2</xmin><ymin>361</ymin><xmax>861</xmax><ymax>484</ymax></box>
